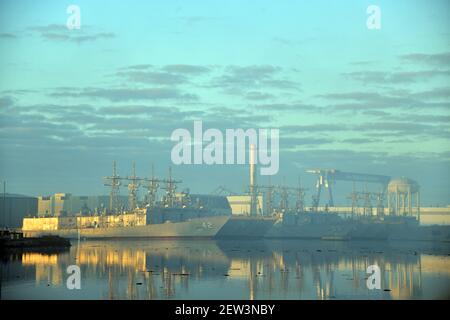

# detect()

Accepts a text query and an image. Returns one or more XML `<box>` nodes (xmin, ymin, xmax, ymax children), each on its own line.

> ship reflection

<box><xmin>7</xmin><ymin>240</ymin><xmax>450</xmax><ymax>300</ymax></box>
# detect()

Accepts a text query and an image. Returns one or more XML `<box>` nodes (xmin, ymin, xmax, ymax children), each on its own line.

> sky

<box><xmin>0</xmin><ymin>0</ymin><xmax>449</xmax><ymax>205</ymax></box>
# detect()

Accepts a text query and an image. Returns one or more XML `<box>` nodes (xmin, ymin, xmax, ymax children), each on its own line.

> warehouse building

<box><xmin>226</xmin><ymin>195</ymin><xmax>263</xmax><ymax>216</ymax></box>
<box><xmin>0</xmin><ymin>193</ymin><xmax>38</xmax><ymax>228</ymax></box>
<box><xmin>37</xmin><ymin>194</ymin><xmax>128</xmax><ymax>217</ymax></box>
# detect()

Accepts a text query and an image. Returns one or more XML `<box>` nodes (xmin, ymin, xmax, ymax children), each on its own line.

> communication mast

<box><xmin>143</xmin><ymin>164</ymin><xmax>160</xmax><ymax>208</ymax></box>
<box><xmin>258</xmin><ymin>177</ymin><xmax>275</xmax><ymax>216</ymax></box>
<box><xmin>348</xmin><ymin>182</ymin><xmax>359</xmax><ymax>217</ymax></box>
<box><xmin>278</xmin><ymin>179</ymin><xmax>290</xmax><ymax>213</ymax></box>
<box><xmin>103</xmin><ymin>161</ymin><xmax>123</xmax><ymax>214</ymax></box>
<box><xmin>126</xmin><ymin>162</ymin><xmax>143</xmax><ymax>211</ymax></box>
<box><xmin>249</xmin><ymin>144</ymin><xmax>258</xmax><ymax>216</ymax></box>
<box><xmin>295</xmin><ymin>176</ymin><xmax>307</xmax><ymax>213</ymax></box>
<box><xmin>161</xmin><ymin>167</ymin><xmax>182</xmax><ymax>208</ymax></box>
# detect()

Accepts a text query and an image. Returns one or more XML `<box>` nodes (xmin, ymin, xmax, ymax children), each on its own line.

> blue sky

<box><xmin>0</xmin><ymin>0</ymin><xmax>449</xmax><ymax>205</ymax></box>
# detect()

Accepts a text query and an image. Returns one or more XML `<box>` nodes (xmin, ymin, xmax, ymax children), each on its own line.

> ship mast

<box><xmin>263</xmin><ymin>177</ymin><xmax>274</xmax><ymax>216</ymax></box>
<box><xmin>143</xmin><ymin>164</ymin><xmax>160</xmax><ymax>208</ymax></box>
<box><xmin>279</xmin><ymin>177</ymin><xmax>289</xmax><ymax>213</ymax></box>
<box><xmin>103</xmin><ymin>161</ymin><xmax>123</xmax><ymax>214</ymax></box>
<box><xmin>249</xmin><ymin>144</ymin><xmax>258</xmax><ymax>216</ymax></box>
<box><xmin>126</xmin><ymin>162</ymin><xmax>143</xmax><ymax>211</ymax></box>
<box><xmin>161</xmin><ymin>167</ymin><xmax>182</xmax><ymax>208</ymax></box>
<box><xmin>295</xmin><ymin>176</ymin><xmax>306</xmax><ymax>213</ymax></box>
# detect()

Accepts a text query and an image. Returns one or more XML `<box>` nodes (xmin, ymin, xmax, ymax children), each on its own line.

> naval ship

<box><xmin>20</xmin><ymin>157</ymin><xmax>450</xmax><ymax>242</ymax></box>
<box><xmin>22</xmin><ymin>165</ymin><xmax>231</xmax><ymax>239</ymax></box>
<box><xmin>263</xmin><ymin>179</ymin><xmax>450</xmax><ymax>242</ymax></box>
<box><xmin>219</xmin><ymin>146</ymin><xmax>450</xmax><ymax>242</ymax></box>
<box><xmin>264</xmin><ymin>211</ymin><xmax>450</xmax><ymax>242</ymax></box>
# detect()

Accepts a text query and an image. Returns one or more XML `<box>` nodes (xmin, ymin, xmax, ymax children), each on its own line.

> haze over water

<box><xmin>1</xmin><ymin>239</ymin><xmax>449</xmax><ymax>300</ymax></box>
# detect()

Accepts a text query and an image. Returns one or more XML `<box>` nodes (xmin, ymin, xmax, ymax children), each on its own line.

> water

<box><xmin>1</xmin><ymin>239</ymin><xmax>449</xmax><ymax>300</ymax></box>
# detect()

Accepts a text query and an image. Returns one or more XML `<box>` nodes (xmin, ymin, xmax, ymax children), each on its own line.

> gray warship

<box><xmin>265</xmin><ymin>173</ymin><xmax>450</xmax><ymax>242</ymax></box>
<box><xmin>22</xmin><ymin>164</ymin><xmax>231</xmax><ymax>239</ymax></box>
<box><xmin>217</xmin><ymin>147</ymin><xmax>450</xmax><ymax>242</ymax></box>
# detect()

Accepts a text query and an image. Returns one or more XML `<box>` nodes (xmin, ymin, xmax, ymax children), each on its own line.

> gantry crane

<box><xmin>306</xmin><ymin>168</ymin><xmax>391</xmax><ymax>210</ymax></box>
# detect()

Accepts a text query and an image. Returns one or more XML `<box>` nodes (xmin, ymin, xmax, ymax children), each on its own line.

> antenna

<box><xmin>295</xmin><ymin>176</ymin><xmax>306</xmax><ymax>213</ymax></box>
<box><xmin>103</xmin><ymin>161</ymin><xmax>123</xmax><ymax>214</ymax></box>
<box><xmin>143</xmin><ymin>164</ymin><xmax>161</xmax><ymax>208</ymax></box>
<box><xmin>249</xmin><ymin>144</ymin><xmax>257</xmax><ymax>216</ymax></box>
<box><xmin>161</xmin><ymin>166</ymin><xmax>182</xmax><ymax>208</ymax></box>
<box><xmin>126</xmin><ymin>161</ymin><xmax>143</xmax><ymax>211</ymax></box>
<box><xmin>3</xmin><ymin>181</ymin><xmax>6</xmax><ymax>227</ymax></box>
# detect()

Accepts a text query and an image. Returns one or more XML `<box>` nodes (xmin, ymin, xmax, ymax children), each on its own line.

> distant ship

<box><xmin>22</xmin><ymin>197</ymin><xmax>232</xmax><ymax>239</ymax></box>
<box><xmin>265</xmin><ymin>212</ymin><xmax>450</xmax><ymax>242</ymax></box>
<box><xmin>20</xmin><ymin>159</ymin><xmax>450</xmax><ymax>242</ymax></box>
<box><xmin>22</xmin><ymin>209</ymin><xmax>231</xmax><ymax>239</ymax></box>
<box><xmin>22</xmin><ymin>165</ymin><xmax>232</xmax><ymax>239</ymax></box>
<box><xmin>216</xmin><ymin>147</ymin><xmax>450</xmax><ymax>242</ymax></box>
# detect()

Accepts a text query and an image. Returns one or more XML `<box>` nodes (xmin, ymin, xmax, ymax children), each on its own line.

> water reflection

<box><xmin>1</xmin><ymin>240</ymin><xmax>449</xmax><ymax>300</ymax></box>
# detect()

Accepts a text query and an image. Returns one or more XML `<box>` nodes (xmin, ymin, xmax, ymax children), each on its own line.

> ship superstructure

<box><xmin>22</xmin><ymin>163</ymin><xmax>231</xmax><ymax>239</ymax></box>
<box><xmin>218</xmin><ymin>147</ymin><xmax>449</xmax><ymax>242</ymax></box>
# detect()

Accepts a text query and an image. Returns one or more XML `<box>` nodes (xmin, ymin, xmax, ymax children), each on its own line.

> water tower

<box><xmin>387</xmin><ymin>177</ymin><xmax>420</xmax><ymax>218</ymax></box>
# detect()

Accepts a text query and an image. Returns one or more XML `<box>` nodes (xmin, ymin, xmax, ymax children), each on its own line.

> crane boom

<box><xmin>306</xmin><ymin>168</ymin><xmax>391</xmax><ymax>209</ymax></box>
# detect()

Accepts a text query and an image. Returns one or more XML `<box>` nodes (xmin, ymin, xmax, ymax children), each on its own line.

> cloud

<box><xmin>399</xmin><ymin>52</ymin><xmax>450</xmax><ymax>66</ymax></box>
<box><xmin>261</xmin><ymin>79</ymin><xmax>299</xmax><ymax>90</ymax></box>
<box><xmin>280</xmin><ymin>137</ymin><xmax>334</xmax><ymax>149</ymax></box>
<box><xmin>361</xmin><ymin>110</ymin><xmax>390</xmax><ymax>117</ymax></box>
<box><xmin>342</xmin><ymin>70</ymin><xmax>450</xmax><ymax>84</ymax></box>
<box><xmin>354</xmin><ymin>121</ymin><xmax>448</xmax><ymax>138</ymax></box>
<box><xmin>348</xmin><ymin>60</ymin><xmax>377</xmax><ymax>66</ymax></box>
<box><xmin>281</xmin><ymin>124</ymin><xmax>347</xmax><ymax>134</ymax></box>
<box><xmin>210</xmin><ymin>65</ymin><xmax>300</xmax><ymax>96</ymax></box>
<box><xmin>99</xmin><ymin>105</ymin><xmax>178</xmax><ymax>116</ymax></box>
<box><xmin>317</xmin><ymin>90</ymin><xmax>449</xmax><ymax>112</ymax></box>
<box><xmin>410</xmin><ymin>87</ymin><xmax>450</xmax><ymax>100</ymax></box>
<box><xmin>162</xmin><ymin>64</ymin><xmax>210</xmax><ymax>74</ymax></box>
<box><xmin>251</xmin><ymin>103</ymin><xmax>320</xmax><ymax>112</ymax></box>
<box><xmin>385</xmin><ymin>113</ymin><xmax>450</xmax><ymax>124</ymax></box>
<box><xmin>244</xmin><ymin>91</ymin><xmax>274</xmax><ymax>100</ymax></box>
<box><xmin>0</xmin><ymin>33</ymin><xmax>16</xmax><ymax>39</ymax></box>
<box><xmin>341</xmin><ymin>138</ymin><xmax>380</xmax><ymax>144</ymax></box>
<box><xmin>113</xmin><ymin>64</ymin><xmax>210</xmax><ymax>86</ymax></box>
<box><xmin>223</xmin><ymin>65</ymin><xmax>281</xmax><ymax>81</ymax></box>
<box><xmin>272</xmin><ymin>37</ymin><xmax>298</xmax><ymax>46</ymax></box>
<box><xmin>49</xmin><ymin>87</ymin><xmax>198</xmax><ymax>102</ymax></box>
<box><xmin>279</xmin><ymin>120</ymin><xmax>449</xmax><ymax>141</ymax></box>
<box><xmin>0</xmin><ymin>100</ymin><xmax>276</xmax><ymax>155</ymax></box>
<box><xmin>27</xmin><ymin>24</ymin><xmax>115</xmax><ymax>43</ymax></box>
<box><xmin>115</xmin><ymin>70</ymin><xmax>187</xmax><ymax>85</ymax></box>
<box><xmin>0</xmin><ymin>103</ymin><xmax>180</xmax><ymax>152</ymax></box>
<box><xmin>0</xmin><ymin>96</ymin><xmax>15</xmax><ymax>108</ymax></box>
<box><xmin>119</xmin><ymin>64</ymin><xmax>153</xmax><ymax>71</ymax></box>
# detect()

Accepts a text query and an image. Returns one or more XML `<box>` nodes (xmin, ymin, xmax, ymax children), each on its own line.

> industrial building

<box><xmin>387</xmin><ymin>177</ymin><xmax>420</xmax><ymax>217</ymax></box>
<box><xmin>189</xmin><ymin>194</ymin><xmax>232</xmax><ymax>215</ymax></box>
<box><xmin>37</xmin><ymin>193</ymin><xmax>128</xmax><ymax>217</ymax></box>
<box><xmin>0</xmin><ymin>193</ymin><xmax>38</xmax><ymax>228</ymax></box>
<box><xmin>227</xmin><ymin>195</ymin><xmax>264</xmax><ymax>215</ymax></box>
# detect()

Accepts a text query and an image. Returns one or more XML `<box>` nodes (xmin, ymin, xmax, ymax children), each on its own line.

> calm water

<box><xmin>1</xmin><ymin>239</ymin><xmax>449</xmax><ymax>300</ymax></box>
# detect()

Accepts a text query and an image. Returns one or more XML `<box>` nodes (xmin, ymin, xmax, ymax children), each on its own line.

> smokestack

<box><xmin>250</xmin><ymin>144</ymin><xmax>257</xmax><ymax>216</ymax></box>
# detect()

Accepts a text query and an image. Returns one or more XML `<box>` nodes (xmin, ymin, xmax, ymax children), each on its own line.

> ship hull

<box><xmin>266</xmin><ymin>220</ymin><xmax>450</xmax><ymax>242</ymax></box>
<box><xmin>266</xmin><ymin>223</ymin><xmax>354</xmax><ymax>240</ymax></box>
<box><xmin>215</xmin><ymin>216</ymin><xmax>276</xmax><ymax>239</ymax></box>
<box><xmin>23</xmin><ymin>215</ymin><xmax>230</xmax><ymax>239</ymax></box>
